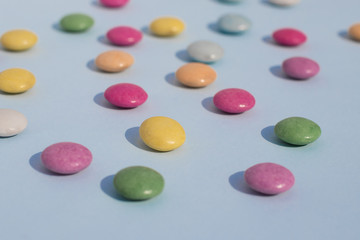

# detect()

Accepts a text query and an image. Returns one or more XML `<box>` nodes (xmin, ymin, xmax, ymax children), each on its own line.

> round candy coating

<box><xmin>104</xmin><ymin>83</ymin><xmax>148</xmax><ymax>108</ymax></box>
<box><xmin>139</xmin><ymin>116</ymin><xmax>186</xmax><ymax>151</ymax></box>
<box><xmin>268</xmin><ymin>0</ymin><xmax>300</xmax><ymax>6</ymax></box>
<box><xmin>175</xmin><ymin>62</ymin><xmax>216</xmax><ymax>87</ymax></box>
<box><xmin>274</xmin><ymin>117</ymin><xmax>321</xmax><ymax>145</ymax></box>
<box><xmin>0</xmin><ymin>109</ymin><xmax>27</xmax><ymax>137</ymax></box>
<box><xmin>100</xmin><ymin>0</ymin><xmax>129</xmax><ymax>7</ymax></box>
<box><xmin>213</xmin><ymin>88</ymin><xmax>255</xmax><ymax>113</ymax></box>
<box><xmin>272</xmin><ymin>28</ymin><xmax>307</xmax><ymax>46</ymax></box>
<box><xmin>113</xmin><ymin>166</ymin><xmax>165</xmax><ymax>201</ymax></box>
<box><xmin>0</xmin><ymin>68</ymin><xmax>36</xmax><ymax>93</ymax></box>
<box><xmin>149</xmin><ymin>17</ymin><xmax>185</xmax><ymax>37</ymax></box>
<box><xmin>95</xmin><ymin>50</ymin><xmax>134</xmax><ymax>72</ymax></box>
<box><xmin>217</xmin><ymin>14</ymin><xmax>251</xmax><ymax>34</ymax></box>
<box><xmin>41</xmin><ymin>142</ymin><xmax>92</xmax><ymax>174</ymax></box>
<box><xmin>60</xmin><ymin>13</ymin><xmax>94</xmax><ymax>32</ymax></box>
<box><xmin>1</xmin><ymin>29</ymin><xmax>37</xmax><ymax>51</ymax></box>
<box><xmin>245</xmin><ymin>162</ymin><xmax>295</xmax><ymax>195</ymax></box>
<box><xmin>106</xmin><ymin>26</ymin><xmax>142</xmax><ymax>46</ymax></box>
<box><xmin>187</xmin><ymin>40</ymin><xmax>224</xmax><ymax>63</ymax></box>
<box><xmin>348</xmin><ymin>23</ymin><xmax>360</xmax><ymax>42</ymax></box>
<box><xmin>282</xmin><ymin>57</ymin><xmax>320</xmax><ymax>79</ymax></box>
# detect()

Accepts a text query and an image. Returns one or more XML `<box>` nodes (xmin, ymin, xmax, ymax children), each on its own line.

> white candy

<box><xmin>269</xmin><ymin>0</ymin><xmax>300</xmax><ymax>6</ymax></box>
<box><xmin>187</xmin><ymin>40</ymin><xmax>224</xmax><ymax>63</ymax></box>
<box><xmin>0</xmin><ymin>109</ymin><xmax>28</xmax><ymax>137</ymax></box>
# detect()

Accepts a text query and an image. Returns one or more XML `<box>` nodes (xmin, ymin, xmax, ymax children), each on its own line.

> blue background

<box><xmin>1</xmin><ymin>0</ymin><xmax>359</xmax><ymax>239</ymax></box>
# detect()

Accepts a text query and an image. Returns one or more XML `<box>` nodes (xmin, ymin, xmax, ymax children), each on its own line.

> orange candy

<box><xmin>95</xmin><ymin>50</ymin><xmax>134</xmax><ymax>72</ymax></box>
<box><xmin>175</xmin><ymin>63</ymin><xmax>216</xmax><ymax>87</ymax></box>
<box><xmin>349</xmin><ymin>23</ymin><xmax>360</xmax><ymax>41</ymax></box>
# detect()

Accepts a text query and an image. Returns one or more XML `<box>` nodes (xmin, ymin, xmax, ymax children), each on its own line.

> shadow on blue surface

<box><xmin>93</xmin><ymin>92</ymin><xmax>119</xmax><ymax>109</ymax></box>
<box><xmin>202</xmin><ymin>97</ymin><xmax>237</xmax><ymax>115</ymax></box>
<box><xmin>97</xmin><ymin>35</ymin><xmax>112</xmax><ymax>46</ymax></box>
<box><xmin>229</xmin><ymin>171</ymin><xmax>267</xmax><ymax>196</ymax></box>
<box><xmin>140</xmin><ymin>26</ymin><xmax>152</xmax><ymax>36</ymax></box>
<box><xmin>86</xmin><ymin>59</ymin><xmax>99</xmax><ymax>72</ymax></box>
<box><xmin>100</xmin><ymin>175</ymin><xmax>131</xmax><ymax>201</ymax></box>
<box><xmin>125</xmin><ymin>127</ymin><xmax>159</xmax><ymax>152</ymax></box>
<box><xmin>269</xmin><ymin>65</ymin><xmax>292</xmax><ymax>80</ymax></box>
<box><xmin>261</xmin><ymin>125</ymin><xmax>300</xmax><ymax>147</ymax></box>
<box><xmin>337</xmin><ymin>30</ymin><xmax>360</xmax><ymax>43</ymax></box>
<box><xmin>29</xmin><ymin>152</ymin><xmax>63</xmax><ymax>176</ymax></box>
<box><xmin>262</xmin><ymin>35</ymin><xmax>278</xmax><ymax>46</ymax></box>
<box><xmin>175</xmin><ymin>49</ymin><xmax>192</xmax><ymax>62</ymax></box>
<box><xmin>164</xmin><ymin>72</ymin><xmax>185</xmax><ymax>88</ymax></box>
<box><xmin>207</xmin><ymin>22</ymin><xmax>219</xmax><ymax>33</ymax></box>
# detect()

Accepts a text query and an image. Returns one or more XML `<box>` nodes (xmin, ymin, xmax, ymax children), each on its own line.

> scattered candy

<box><xmin>0</xmin><ymin>109</ymin><xmax>27</xmax><ymax>137</ymax></box>
<box><xmin>0</xmin><ymin>68</ymin><xmax>36</xmax><ymax>94</ymax></box>
<box><xmin>95</xmin><ymin>50</ymin><xmax>134</xmax><ymax>72</ymax></box>
<box><xmin>348</xmin><ymin>23</ymin><xmax>360</xmax><ymax>42</ymax></box>
<box><xmin>187</xmin><ymin>40</ymin><xmax>224</xmax><ymax>63</ymax></box>
<box><xmin>282</xmin><ymin>57</ymin><xmax>320</xmax><ymax>79</ymax></box>
<box><xmin>100</xmin><ymin>0</ymin><xmax>130</xmax><ymax>8</ymax></box>
<box><xmin>60</xmin><ymin>13</ymin><xmax>94</xmax><ymax>32</ymax></box>
<box><xmin>113</xmin><ymin>166</ymin><xmax>165</xmax><ymax>200</ymax></box>
<box><xmin>149</xmin><ymin>17</ymin><xmax>185</xmax><ymax>37</ymax></box>
<box><xmin>272</xmin><ymin>28</ymin><xmax>307</xmax><ymax>46</ymax></box>
<box><xmin>41</xmin><ymin>142</ymin><xmax>92</xmax><ymax>174</ymax></box>
<box><xmin>175</xmin><ymin>62</ymin><xmax>216</xmax><ymax>87</ymax></box>
<box><xmin>106</xmin><ymin>26</ymin><xmax>142</xmax><ymax>46</ymax></box>
<box><xmin>0</xmin><ymin>29</ymin><xmax>38</xmax><ymax>51</ymax></box>
<box><xmin>139</xmin><ymin>116</ymin><xmax>186</xmax><ymax>151</ymax></box>
<box><xmin>244</xmin><ymin>162</ymin><xmax>295</xmax><ymax>195</ymax></box>
<box><xmin>274</xmin><ymin>117</ymin><xmax>321</xmax><ymax>145</ymax></box>
<box><xmin>104</xmin><ymin>83</ymin><xmax>148</xmax><ymax>108</ymax></box>
<box><xmin>213</xmin><ymin>88</ymin><xmax>255</xmax><ymax>113</ymax></box>
<box><xmin>217</xmin><ymin>14</ymin><xmax>251</xmax><ymax>34</ymax></box>
<box><xmin>268</xmin><ymin>0</ymin><xmax>300</xmax><ymax>6</ymax></box>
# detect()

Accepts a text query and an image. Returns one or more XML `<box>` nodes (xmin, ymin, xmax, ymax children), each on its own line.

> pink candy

<box><xmin>213</xmin><ymin>88</ymin><xmax>255</xmax><ymax>113</ymax></box>
<box><xmin>106</xmin><ymin>26</ymin><xmax>142</xmax><ymax>46</ymax></box>
<box><xmin>41</xmin><ymin>142</ymin><xmax>92</xmax><ymax>174</ymax></box>
<box><xmin>282</xmin><ymin>57</ymin><xmax>320</xmax><ymax>79</ymax></box>
<box><xmin>244</xmin><ymin>162</ymin><xmax>295</xmax><ymax>195</ymax></box>
<box><xmin>272</xmin><ymin>28</ymin><xmax>307</xmax><ymax>46</ymax></box>
<box><xmin>104</xmin><ymin>83</ymin><xmax>148</xmax><ymax>108</ymax></box>
<box><xmin>100</xmin><ymin>0</ymin><xmax>130</xmax><ymax>8</ymax></box>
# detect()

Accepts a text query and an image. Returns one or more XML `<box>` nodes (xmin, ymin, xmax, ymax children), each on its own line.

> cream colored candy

<box><xmin>1</xmin><ymin>29</ymin><xmax>38</xmax><ymax>51</ymax></box>
<box><xmin>349</xmin><ymin>23</ymin><xmax>360</xmax><ymax>41</ymax></box>
<box><xmin>175</xmin><ymin>63</ymin><xmax>216</xmax><ymax>87</ymax></box>
<box><xmin>0</xmin><ymin>68</ymin><xmax>36</xmax><ymax>93</ymax></box>
<box><xmin>0</xmin><ymin>109</ymin><xmax>28</xmax><ymax>137</ymax></box>
<box><xmin>95</xmin><ymin>50</ymin><xmax>134</xmax><ymax>72</ymax></box>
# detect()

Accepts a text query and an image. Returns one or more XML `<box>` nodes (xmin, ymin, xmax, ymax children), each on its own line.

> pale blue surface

<box><xmin>1</xmin><ymin>0</ymin><xmax>360</xmax><ymax>239</ymax></box>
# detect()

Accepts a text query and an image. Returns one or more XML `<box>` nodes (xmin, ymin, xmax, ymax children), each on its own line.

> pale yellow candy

<box><xmin>1</xmin><ymin>29</ymin><xmax>38</xmax><ymax>51</ymax></box>
<box><xmin>0</xmin><ymin>68</ymin><xmax>36</xmax><ymax>93</ymax></box>
<box><xmin>139</xmin><ymin>116</ymin><xmax>186</xmax><ymax>151</ymax></box>
<box><xmin>149</xmin><ymin>17</ymin><xmax>185</xmax><ymax>37</ymax></box>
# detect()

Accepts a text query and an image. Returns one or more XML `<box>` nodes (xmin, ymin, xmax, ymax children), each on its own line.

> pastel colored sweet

<box><xmin>149</xmin><ymin>17</ymin><xmax>185</xmax><ymax>37</ymax></box>
<box><xmin>100</xmin><ymin>0</ymin><xmax>129</xmax><ymax>7</ymax></box>
<box><xmin>139</xmin><ymin>116</ymin><xmax>186</xmax><ymax>151</ymax></box>
<box><xmin>95</xmin><ymin>50</ymin><xmax>134</xmax><ymax>72</ymax></box>
<box><xmin>268</xmin><ymin>0</ymin><xmax>300</xmax><ymax>6</ymax></box>
<box><xmin>106</xmin><ymin>26</ymin><xmax>142</xmax><ymax>46</ymax></box>
<box><xmin>41</xmin><ymin>142</ymin><xmax>92</xmax><ymax>174</ymax></box>
<box><xmin>274</xmin><ymin>117</ymin><xmax>321</xmax><ymax>145</ymax></box>
<box><xmin>213</xmin><ymin>88</ymin><xmax>255</xmax><ymax>113</ymax></box>
<box><xmin>244</xmin><ymin>162</ymin><xmax>295</xmax><ymax>195</ymax></box>
<box><xmin>187</xmin><ymin>40</ymin><xmax>224</xmax><ymax>63</ymax></box>
<box><xmin>104</xmin><ymin>83</ymin><xmax>148</xmax><ymax>108</ymax></box>
<box><xmin>217</xmin><ymin>14</ymin><xmax>251</xmax><ymax>34</ymax></box>
<box><xmin>113</xmin><ymin>166</ymin><xmax>164</xmax><ymax>200</ymax></box>
<box><xmin>175</xmin><ymin>62</ymin><xmax>216</xmax><ymax>87</ymax></box>
<box><xmin>282</xmin><ymin>57</ymin><xmax>320</xmax><ymax>79</ymax></box>
<box><xmin>0</xmin><ymin>109</ymin><xmax>27</xmax><ymax>137</ymax></box>
<box><xmin>348</xmin><ymin>23</ymin><xmax>360</xmax><ymax>41</ymax></box>
<box><xmin>272</xmin><ymin>28</ymin><xmax>307</xmax><ymax>46</ymax></box>
<box><xmin>0</xmin><ymin>68</ymin><xmax>36</xmax><ymax>93</ymax></box>
<box><xmin>1</xmin><ymin>29</ymin><xmax>37</xmax><ymax>51</ymax></box>
<box><xmin>60</xmin><ymin>13</ymin><xmax>94</xmax><ymax>32</ymax></box>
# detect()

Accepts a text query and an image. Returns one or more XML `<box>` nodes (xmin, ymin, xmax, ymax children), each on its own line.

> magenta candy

<box><xmin>104</xmin><ymin>83</ymin><xmax>148</xmax><ymax>108</ymax></box>
<box><xmin>41</xmin><ymin>142</ymin><xmax>92</xmax><ymax>174</ymax></box>
<box><xmin>282</xmin><ymin>57</ymin><xmax>320</xmax><ymax>80</ymax></box>
<box><xmin>100</xmin><ymin>0</ymin><xmax>129</xmax><ymax>8</ymax></box>
<box><xmin>106</xmin><ymin>26</ymin><xmax>142</xmax><ymax>46</ymax></box>
<box><xmin>213</xmin><ymin>88</ymin><xmax>255</xmax><ymax>113</ymax></box>
<box><xmin>272</xmin><ymin>28</ymin><xmax>307</xmax><ymax>46</ymax></box>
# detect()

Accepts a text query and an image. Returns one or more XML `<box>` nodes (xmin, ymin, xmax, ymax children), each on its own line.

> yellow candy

<box><xmin>1</xmin><ymin>29</ymin><xmax>38</xmax><ymax>51</ymax></box>
<box><xmin>149</xmin><ymin>17</ymin><xmax>185</xmax><ymax>37</ymax></box>
<box><xmin>0</xmin><ymin>68</ymin><xmax>36</xmax><ymax>93</ymax></box>
<box><xmin>139</xmin><ymin>116</ymin><xmax>186</xmax><ymax>151</ymax></box>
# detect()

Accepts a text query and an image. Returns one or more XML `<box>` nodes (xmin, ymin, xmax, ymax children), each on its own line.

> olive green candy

<box><xmin>60</xmin><ymin>13</ymin><xmax>94</xmax><ymax>32</ymax></box>
<box><xmin>274</xmin><ymin>117</ymin><xmax>321</xmax><ymax>145</ymax></box>
<box><xmin>113</xmin><ymin>166</ymin><xmax>165</xmax><ymax>201</ymax></box>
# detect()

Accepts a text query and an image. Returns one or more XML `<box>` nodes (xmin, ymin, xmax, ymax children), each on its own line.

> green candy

<box><xmin>60</xmin><ymin>13</ymin><xmax>94</xmax><ymax>32</ymax></box>
<box><xmin>113</xmin><ymin>166</ymin><xmax>165</xmax><ymax>201</ymax></box>
<box><xmin>274</xmin><ymin>117</ymin><xmax>321</xmax><ymax>145</ymax></box>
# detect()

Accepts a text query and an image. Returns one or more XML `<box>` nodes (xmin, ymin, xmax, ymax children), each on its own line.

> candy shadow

<box><xmin>52</xmin><ymin>22</ymin><xmax>63</xmax><ymax>32</ymax></box>
<box><xmin>207</xmin><ymin>22</ymin><xmax>219</xmax><ymax>33</ymax></box>
<box><xmin>229</xmin><ymin>171</ymin><xmax>267</xmax><ymax>196</ymax></box>
<box><xmin>261</xmin><ymin>125</ymin><xmax>301</xmax><ymax>147</ymax></box>
<box><xmin>86</xmin><ymin>59</ymin><xmax>99</xmax><ymax>72</ymax></box>
<box><xmin>100</xmin><ymin>175</ymin><xmax>132</xmax><ymax>201</ymax></box>
<box><xmin>165</xmin><ymin>72</ymin><xmax>184</xmax><ymax>88</ymax></box>
<box><xmin>29</xmin><ymin>152</ymin><xmax>63</xmax><ymax>176</ymax></box>
<box><xmin>175</xmin><ymin>49</ymin><xmax>192</xmax><ymax>62</ymax></box>
<box><xmin>140</xmin><ymin>26</ymin><xmax>153</xmax><ymax>36</ymax></box>
<box><xmin>201</xmin><ymin>97</ymin><xmax>229</xmax><ymax>115</ymax></box>
<box><xmin>97</xmin><ymin>35</ymin><xmax>112</xmax><ymax>46</ymax></box>
<box><xmin>93</xmin><ymin>92</ymin><xmax>119</xmax><ymax>109</ymax></box>
<box><xmin>262</xmin><ymin>35</ymin><xmax>278</xmax><ymax>46</ymax></box>
<box><xmin>125</xmin><ymin>127</ymin><xmax>159</xmax><ymax>152</ymax></box>
<box><xmin>216</xmin><ymin>0</ymin><xmax>243</xmax><ymax>4</ymax></box>
<box><xmin>338</xmin><ymin>30</ymin><xmax>359</xmax><ymax>43</ymax></box>
<box><xmin>269</xmin><ymin>65</ymin><xmax>290</xmax><ymax>80</ymax></box>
